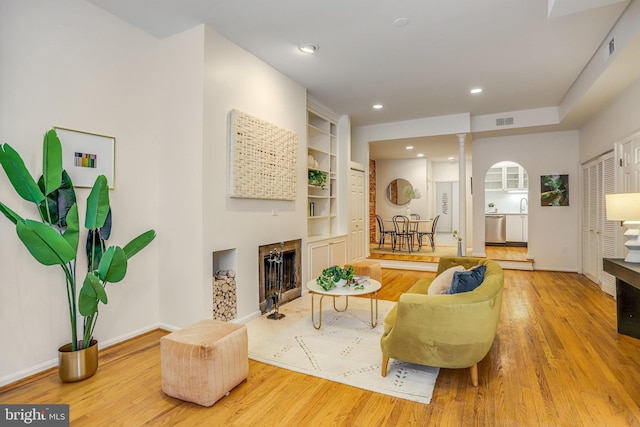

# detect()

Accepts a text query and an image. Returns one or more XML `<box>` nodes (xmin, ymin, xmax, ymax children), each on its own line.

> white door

<box><xmin>348</xmin><ymin>168</ymin><xmax>366</xmax><ymax>261</ymax></box>
<box><xmin>435</xmin><ymin>181</ymin><xmax>459</xmax><ymax>233</ymax></box>
<box><xmin>581</xmin><ymin>152</ymin><xmax>617</xmax><ymax>296</ymax></box>
<box><xmin>585</xmin><ymin>160</ymin><xmax>602</xmax><ymax>285</ymax></box>
<box><xmin>601</xmin><ymin>153</ymin><xmax>617</xmax><ymax>296</ymax></box>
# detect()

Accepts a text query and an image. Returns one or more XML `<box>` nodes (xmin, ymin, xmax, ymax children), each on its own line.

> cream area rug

<box><xmin>246</xmin><ymin>293</ymin><xmax>439</xmax><ymax>404</ymax></box>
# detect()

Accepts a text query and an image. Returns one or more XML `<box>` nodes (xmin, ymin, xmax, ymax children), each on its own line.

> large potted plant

<box><xmin>0</xmin><ymin>129</ymin><xmax>156</xmax><ymax>382</ymax></box>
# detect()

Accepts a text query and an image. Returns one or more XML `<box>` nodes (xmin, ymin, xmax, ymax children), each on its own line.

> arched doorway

<box><xmin>484</xmin><ymin>161</ymin><xmax>528</xmax><ymax>248</ymax></box>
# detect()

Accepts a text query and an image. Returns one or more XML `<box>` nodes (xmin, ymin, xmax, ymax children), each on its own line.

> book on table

<box><xmin>352</xmin><ymin>275</ymin><xmax>370</xmax><ymax>285</ymax></box>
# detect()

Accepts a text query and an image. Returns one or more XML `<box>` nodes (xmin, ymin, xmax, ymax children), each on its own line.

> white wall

<box><xmin>154</xmin><ymin>26</ymin><xmax>206</xmax><ymax>330</ymax></box>
<box><xmin>374</xmin><ymin>157</ymin><xmax>480</xmax><ymax>248</ymax></box>
<box><xmin>0</xmin><ymin>0</ymin><xmax>161</xmax><ymax>384</ymax></box>
<box><xmin>472</xmin><ymin>131</ymin><xmax>580</xmax><ymax>271</ymax></box>
<box><xmin>376</xmin><ymin>159</ymin><xmax>429</xmax><ymax>220</ymax></box>
<box><xmin>201</xmin><ymin>27</ymin><xmax>307</xmax><ymax>325</ymax></box>
<box><xmin>580</xmin><ymin>77</ymin><xmax>640</xmax><ymax>161</ymax></box>
<box><xmin>0</xmin><ymin>1</ymin><xmax>308</xmax><ymax>386</ymax></box>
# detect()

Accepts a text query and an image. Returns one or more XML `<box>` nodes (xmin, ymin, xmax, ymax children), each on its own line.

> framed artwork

<box><xmin>54</xmin><ymin>127</ymin><xmax>115</xmax><ymax>189</ymax></box>
<box><xmin>540</xmin><ymin>174</ymin><xmax>569</xmax><ymax>206</ymax></box>
<box><xmin>228</xmin><ymin>110</ymin><xmax>297</xmax><ymax>200</ymax></box>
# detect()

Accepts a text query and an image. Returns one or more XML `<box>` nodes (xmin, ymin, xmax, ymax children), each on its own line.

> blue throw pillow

<box><xmin>448</xmin><ymin>265</ymin><xmax>487</xmax><ymax>294</ymax></box>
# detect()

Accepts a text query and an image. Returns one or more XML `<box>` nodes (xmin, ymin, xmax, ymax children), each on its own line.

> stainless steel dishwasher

<box><xmin>485</xmin><ymin>215</ymin><xmax>506</xmax><ymax>244</ymax></box>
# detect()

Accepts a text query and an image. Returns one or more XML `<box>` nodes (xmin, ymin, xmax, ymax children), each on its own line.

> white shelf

<box><xmin>307</xmin><ymin>109</ymin><xmax>339</xmax><ymax>239</ymax></box>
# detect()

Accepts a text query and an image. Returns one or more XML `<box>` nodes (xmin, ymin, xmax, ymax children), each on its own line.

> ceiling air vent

<box><xmin>496</xmin><ymin>117</ymin><xmax>514</xmax><ymax>126</ymax></box>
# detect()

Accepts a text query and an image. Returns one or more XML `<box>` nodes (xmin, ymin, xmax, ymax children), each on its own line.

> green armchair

<box><xmin>380</xmin><ymin>256</ymin><xmax>504</xmax><ymax>386</ymax></box>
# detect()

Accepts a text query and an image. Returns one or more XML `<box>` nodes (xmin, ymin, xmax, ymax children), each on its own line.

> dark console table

<box><xmin>603</xmin><ymin>258</ymin><xmax>640</xmax><ymax>339</ymax></box>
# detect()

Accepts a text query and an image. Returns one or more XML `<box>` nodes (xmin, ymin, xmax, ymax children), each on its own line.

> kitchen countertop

<box><xmin>485</xmin><ymin>212</ymin><xmax>528</xmax><ymax>215</ymax></box>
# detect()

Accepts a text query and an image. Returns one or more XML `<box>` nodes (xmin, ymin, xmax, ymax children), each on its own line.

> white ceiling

<box><xmin>86</xmin><ymin>0</ymin><xmax>638</xmax><ymax>160</ymax></box>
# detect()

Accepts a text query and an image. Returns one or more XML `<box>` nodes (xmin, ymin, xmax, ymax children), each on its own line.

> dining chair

<box><xmin>417</xmin><ymin>215</ymin><xmax>440</xmax><ymax>252</ymax></box>
<box><xmin>392</xmin><ymin>215</ymin><xmax>413</xmax><ymax>253</ymax></box>
<box><xmin>376</xmin><ymin>215</ymin><xmax>395</xmax><ymax>249</ymax></box>
<box><xmin>409</xmin><ymin>214</ymin><xmax>420</xmax><ymax>250</ymax></box>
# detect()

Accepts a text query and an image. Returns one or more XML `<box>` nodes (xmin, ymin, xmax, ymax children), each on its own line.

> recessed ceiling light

<box><xmin>448</xmin><ymin>157</ymin><xmax>455</xmax><ymax>161</ymax></box>
<box><xmin>373</xmin><ymin>103</ymin><xmax>384</xmax><ymax>110</ymax></box>
<box><xmin>470</xmin><ymin>88</ymin><xmax>483</xmax><ymax>94</ymax></box>
<box><xmin>299</xmin><ymin>43</ymin><xmax>318</xmax><ymax>54</ymax></box>
<box><xmin>406</xmin><ymin>146</ymin><xmax>414</xmax><ymax>150</ymax></box>
<box><xmin>417</xmin><ymin>153</ymin><xmax>424</xmax><ymax>157</ymax></box>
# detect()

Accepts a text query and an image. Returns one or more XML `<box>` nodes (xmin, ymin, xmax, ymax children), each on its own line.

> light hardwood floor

<box><xmin>370</xmin><ymin>240</ymin><xmax>531</xmax><ymax>263</ymax></box>
<box><xmin>2</xmin><ymin>269</ymin><xmax>640</xmax><ymax>426</ymax></box>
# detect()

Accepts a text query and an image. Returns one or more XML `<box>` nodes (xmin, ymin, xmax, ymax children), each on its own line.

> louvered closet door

<box><xmin>581</xmin><ymin>152</ymin><xmax>617</xmax><ymax>296</ymax></box>
<box><xmin>582</xmin><ymin>158</ymin><xmax>602</xmax><ymax>284</ymax></box>
<box><xmin>600</xmin><ymin>152</ymin><xmax>617</xmax><ymax>296</ymax></box>
<box><xmin>582</xmin><ymin>162</ymin><xmax>594</xmax><ymax>282</ymax></box>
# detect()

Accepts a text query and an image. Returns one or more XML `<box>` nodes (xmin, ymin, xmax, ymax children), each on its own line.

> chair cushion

<box><xmin>448</xmin><ymin>265</ymin><xmax>487</xmax><ymax>294</ymax></box>
<box><xmin>427</xmin><ymin>265</ymin><xmax>465</xmax><ymax>295</ymax></box>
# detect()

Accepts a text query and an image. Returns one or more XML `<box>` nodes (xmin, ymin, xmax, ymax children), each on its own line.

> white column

<box><xmin>457</xmin><ymin>133</ymin><xmax>467</xmax><ymax>256</ymax></box>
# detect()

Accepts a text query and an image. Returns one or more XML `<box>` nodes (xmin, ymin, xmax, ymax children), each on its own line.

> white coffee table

<box><xmin>306</xmin><ymin>278</ymin><xmax>382</xmax><ymax>329</ymax></box>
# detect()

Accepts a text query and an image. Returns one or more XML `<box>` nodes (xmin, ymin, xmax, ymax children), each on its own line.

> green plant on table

<box><xmin>0</xmin><ymin>130</ymin><xmax>156</xmax><ymax>351</ymax></box>
<box><xmin>308</xmin><ymin>170</ymin><xmax>327</xmax><ymax>189</ymax></box>
<box><xmin>316</xmin><ymin>265</ymin><xmax>354</xmax><ymax>291</ymax></box>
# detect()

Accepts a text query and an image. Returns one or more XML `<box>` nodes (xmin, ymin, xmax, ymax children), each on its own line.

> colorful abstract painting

<box><xmin>540</xmin><ymin>174</ymin><xmax>569</xmax><ymax>206</ymax></box>
<box><xmin>55</xmin><ymin>127</ymin><xmax>115</xmax><ymax>188</ymax></box>
<box><xmin>74</xmin><ymin>152</ymin><xmax>97</xmax><ymax>168</ymax></box>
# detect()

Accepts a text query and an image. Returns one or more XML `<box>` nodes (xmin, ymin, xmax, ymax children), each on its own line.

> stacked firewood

<box><xmin>212</xmin><ymin>270</ymin><xmax>237</xmax><ymax>321</ymax></box>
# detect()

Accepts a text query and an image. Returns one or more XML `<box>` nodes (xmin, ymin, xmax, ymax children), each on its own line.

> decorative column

<box><xmin>457</xmin><ymin>133</ymin><xmax>467</xmax><ymax>256</ymax></box>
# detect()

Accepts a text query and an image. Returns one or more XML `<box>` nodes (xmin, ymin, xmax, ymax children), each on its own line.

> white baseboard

<box><xmin>236</xmin><ymin>311</ymin><xmax>262</xmax><ymax>323</ymax></box>
<box><xmin>0</xmin><ymin>360</ymin><xmax>59</xmax><ymax>388</ymax></box>
<box><xmin>0</xmin><ymin>323</ymin><xmax>163</xmax><ymax>388</ymax></box>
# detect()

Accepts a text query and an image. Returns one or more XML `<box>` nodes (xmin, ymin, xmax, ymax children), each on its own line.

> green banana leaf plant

<box><xmin>0</xmin><ymin>129</ymin><xmax>156</xmax><ymax>351</ymax></box>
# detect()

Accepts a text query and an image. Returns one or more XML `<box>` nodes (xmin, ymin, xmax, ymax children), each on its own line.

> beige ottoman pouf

<box><xmin>161</xmin><ymin>319</ymin><xmax>248</xmax><ymax>407</ymax></box>
<box><xmin>347</xmin><ymin>260</ymin><xmax>382</xmax><ymax>283</ymax></box>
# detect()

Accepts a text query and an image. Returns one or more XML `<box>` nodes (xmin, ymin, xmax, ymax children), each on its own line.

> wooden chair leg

<box><xmin>469</xmin><ymin>362</ymin><xmax>478</xmax><ymax>387</ymax></box>
<box><xmin>381</xmin><ymin>355</ymin><xmax>390</xmax><ymax>377</ymax></box>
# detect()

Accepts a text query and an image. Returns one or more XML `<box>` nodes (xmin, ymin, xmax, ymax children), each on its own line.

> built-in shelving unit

<box><xmin>307</xmin><ymin>109</ymin><xmax>338</xmax><ymax>240</ymax></box>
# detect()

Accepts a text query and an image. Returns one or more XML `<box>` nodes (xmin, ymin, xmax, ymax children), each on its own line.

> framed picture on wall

<box><xmin>54</xmin><ymin>127</ymin><xmax>115</xmax><ymax>189</ymax></box>
<box><xmin>540</xmin><ymin>174</ymin><xmax>569</xmax><ymax>206</ymax></box>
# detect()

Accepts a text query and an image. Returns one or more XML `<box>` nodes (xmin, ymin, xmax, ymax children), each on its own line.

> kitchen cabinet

<box><xmin>485</xmin><ymin>164</ymin><xmax>528</xmax><ymax>191</ymax></box>
<box><xmin>505</xmin><ymin>165</ymin><xmax>528</xmax><ymax>190</ymax></box>
<box><xmin>485</xmin><ymin>167</ymin><xmax>503</xmax><ymax>190</ymax></box>
<box><xmin>506</xmin><ymin>214</ymin><xmax>528</xmax><ymax>243</ymax></box>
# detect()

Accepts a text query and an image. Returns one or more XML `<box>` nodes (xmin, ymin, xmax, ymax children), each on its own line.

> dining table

<box><xmin>383</xmin><ymin>218</ymin><xmax>434</xmax><ymax>252</ymax></box>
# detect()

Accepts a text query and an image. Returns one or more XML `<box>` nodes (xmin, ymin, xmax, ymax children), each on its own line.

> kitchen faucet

<box><xmin>520</xmin><ymin>197</ymin><xmax>528</xmax><ymax>213</ymax></box>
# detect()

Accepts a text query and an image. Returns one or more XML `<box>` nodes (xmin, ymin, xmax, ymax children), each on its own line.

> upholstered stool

<box><xmin>161</xmin><ymin>319</ymin><xmax>248</xmax><ymax>407</ymax></box>
<box><xmin>347</xmin><ymin>260</ymin><xmax>382</xmax><ymax>283</ymax></box>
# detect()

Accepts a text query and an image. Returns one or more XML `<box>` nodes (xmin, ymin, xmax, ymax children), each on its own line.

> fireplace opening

<box><xmin>258</xmin><ymin>239</ymin><xmax>302</xmax><ymax>315</ymax></box>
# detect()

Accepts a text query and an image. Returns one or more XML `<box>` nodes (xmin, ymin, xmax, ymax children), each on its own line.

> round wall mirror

<box><xmin>386</xmin><ymin>179</ymin><xmax>413</xmax><ymax>205</ymax></box>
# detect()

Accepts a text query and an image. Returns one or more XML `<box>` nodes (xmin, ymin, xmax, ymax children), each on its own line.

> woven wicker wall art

<box><xmin>229</xmin><ymin>109</ymin><xmax>297</xmax><ymax>200</ymax></box>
